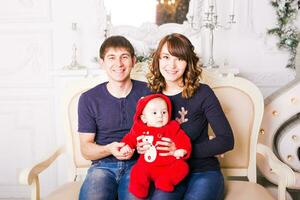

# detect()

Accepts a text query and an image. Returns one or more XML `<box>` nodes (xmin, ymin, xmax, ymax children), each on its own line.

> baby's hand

<box><xmin>120</xmin><ymin>145</ymin><xmax>132</xmax><ymax>156</ymax></box>
<box><xmin>173</xmin><ymin>149</ymin><xmax>187</xmax><ymax>159</ymax></box>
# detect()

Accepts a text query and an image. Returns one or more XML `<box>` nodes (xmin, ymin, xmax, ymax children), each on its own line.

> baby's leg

<box><xmin>129</xmin><ymin>163</ymin><xmax>151</xmax><ymax>198</ymax></box>
<box><xmin>155</xmin><ymin>160</ymin><xmax>189</xmax><ymax>192</ymax></box>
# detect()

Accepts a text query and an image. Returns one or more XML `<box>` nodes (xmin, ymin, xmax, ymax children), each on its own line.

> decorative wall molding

<box><xmin>0</xmin><ymin>0</ymin><xmax>51</xmax><ymax>22</ymax></box>
<box><xmin>0</xmin><ymin>95</ymin><xmax>57</xmax><ymax>198</ymax></box>
<box><xmin>0</xmin><ymin>30</ymin><xmax>53</xmax><ymax>88</ymax></box>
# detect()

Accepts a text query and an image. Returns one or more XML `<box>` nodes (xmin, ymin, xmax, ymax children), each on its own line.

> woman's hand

<box><xmin>209</xmin><ymin>135</ymin><xmax>225</xmax><ymax>158</ymax></box>
<box><xmin>173</xmin><ymin>149</ymin><xmax>187</xmax><ymax>159</ymax></box>
<box><xmin>156</xmin><ymin>137</ymin><xmax>177</xmax><ymax>156</ymax></box>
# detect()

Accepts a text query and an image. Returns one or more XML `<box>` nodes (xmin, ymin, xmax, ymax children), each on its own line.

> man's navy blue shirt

<box><xmin>78</xmin><ymin>80</ymin><xmax>150</xmax><ymax>163</ymax></box>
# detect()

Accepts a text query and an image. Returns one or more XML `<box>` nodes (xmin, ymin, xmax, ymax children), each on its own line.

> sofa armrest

<box><xmin>256</xmin><ymin>143</ymin><xmax>295</xmax><ymax>200</ymax></box>
<box><xmin>19</xmin><ymin>145</ymin><xmax>66</xmax><ymax>200</ymax></box>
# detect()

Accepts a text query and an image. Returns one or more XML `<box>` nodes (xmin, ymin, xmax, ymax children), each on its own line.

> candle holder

<box><xmin>64</xmin><ymin>23</ymin><xmax>86</xmax><ymax>70</ymax></box>
<box><xmin>64</xmin><ymin>43</ymin><xmax>86</xmax><ymax>70</ymax></box>
<box><xmin>200</xmin><ymin>4</ymin><xmax>236</xmax><ymax>69</ymax></box>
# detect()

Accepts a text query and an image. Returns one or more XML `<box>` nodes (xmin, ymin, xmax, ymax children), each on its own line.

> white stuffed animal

<box><xmin>142</xmin><ymin>135</ymin><xmax>157</xmax><ymax>163</ymax></box>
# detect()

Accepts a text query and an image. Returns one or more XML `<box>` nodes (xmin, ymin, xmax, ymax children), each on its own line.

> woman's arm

<box><xmin>191</xmin><ymin>88</ymin><xmax>234</xmax><ymax>158</ymax></box>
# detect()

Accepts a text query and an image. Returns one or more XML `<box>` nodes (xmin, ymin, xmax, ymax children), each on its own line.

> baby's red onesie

<box><xmin>121</xmin><ymin>94</ymin><xmax>191</xmax><ymax>198</ymax></box>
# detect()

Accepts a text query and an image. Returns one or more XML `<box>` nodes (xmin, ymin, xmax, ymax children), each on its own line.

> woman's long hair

<box><xmin>147</xmin><ymin>33</ymin><xmax>202</xmax><ymax>98</ymax></box>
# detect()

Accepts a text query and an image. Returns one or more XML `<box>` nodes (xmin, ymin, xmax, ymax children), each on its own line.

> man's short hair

<box><xmin>99</xmin><ymin>35</ymin><xmax>135</xmax><ymax>59</ymax></box>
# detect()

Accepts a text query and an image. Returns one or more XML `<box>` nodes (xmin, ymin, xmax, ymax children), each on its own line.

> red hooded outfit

<box><xmin>121</xmin><ymin>94</ymin><xmax>192</xmax><ymax>198</ymax></box>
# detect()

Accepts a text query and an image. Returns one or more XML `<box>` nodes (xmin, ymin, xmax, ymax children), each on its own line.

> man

<box><xmin>78</xmin><ymin>36</ymin><xmax>150</xmax><ymax>200</ymax></box>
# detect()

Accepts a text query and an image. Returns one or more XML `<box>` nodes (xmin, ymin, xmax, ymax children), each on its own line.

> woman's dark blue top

<box><xmin>167</xmin><ymin>84</ymin><xmax>234</xmax><ymax>172</ymax></box>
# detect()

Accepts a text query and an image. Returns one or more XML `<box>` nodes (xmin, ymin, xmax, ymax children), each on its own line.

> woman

<box><xmin>140</xmin><ymin>33</ymin><xmax>234</xmax><ymax>200</ymax></box>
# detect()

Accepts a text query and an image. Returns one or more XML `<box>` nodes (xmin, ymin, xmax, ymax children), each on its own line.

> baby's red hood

<box><xmin>134</xmin><ymin>94</ymin><xmax>172</xmax><ymax>122</ymax></box>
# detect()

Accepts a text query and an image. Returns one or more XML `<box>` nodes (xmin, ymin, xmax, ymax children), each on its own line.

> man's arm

<box><xmin>79</xmin><ymin>133</ymin><xmax>132</xmax><ymax>160</ymax></box>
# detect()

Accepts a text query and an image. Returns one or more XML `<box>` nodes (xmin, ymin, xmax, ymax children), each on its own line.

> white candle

<box><xmin>214</xmin><ymin>0</ymin><xmax>217</xmax><ymax>14</ymax></box>
<box><xmin>231</xmin><ymin>0</ymin><xmax>235</xmax><ymax>15</ymax></box>
<box><xmin>71</xmin><ymin>22</ymin><xmax>78</xmax><ymax>43</ymax></box>
<box><xmin>106</xmin><ymin>11</ymin><xmax>111</xmax><ymax>26</ymax></box>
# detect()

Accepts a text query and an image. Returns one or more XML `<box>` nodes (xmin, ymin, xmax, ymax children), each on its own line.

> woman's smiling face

<box><xmin>159</xmin><ymin>43</ymin><xmax>187</xmax><ymax>86</ymax></box>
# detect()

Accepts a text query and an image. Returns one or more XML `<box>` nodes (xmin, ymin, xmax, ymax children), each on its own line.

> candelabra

<box><xmin>201</xmin><ymin>3</ymin><xmax>236</xmax><ymax>68</ymax></box>
<box><xmin>104</xmin><ymin>13</ymin><xmax>112</xmax><ymax>38</ymax></box>
<box><xmin>64</xmin><ymin>22</ymin><xmax>86</xmax><ymax>70</ymax></box>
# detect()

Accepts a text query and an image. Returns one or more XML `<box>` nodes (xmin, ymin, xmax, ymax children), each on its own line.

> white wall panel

<box><xmin>0</xmin><ymin>0</ymin><xmax>51</xmax><ymax>22</ymax></box>
<box><xmin>0</xmin><ymin>30</ymin><xmax>53</xmax><ymax>88</ymax></box>
<box><xmin>0</xmin><ymin>95</ymin><xmax>57</xmax><ymax>198</ymax></box>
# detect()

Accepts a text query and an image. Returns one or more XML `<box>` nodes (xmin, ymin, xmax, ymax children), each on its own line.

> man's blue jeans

<box><xmin>79</xmin><ymin>159</ymin><xmax>185</xmax><ymax>200</ymax></box>
<box><xmin>183</xmin><ymin>170</ymin><xmax>224</xmax><ymax>200</ymax></box>
<box><xmin>79</xmin><ymin>160</ymin><xmax>137</xmax><ymax>200</ymax></box>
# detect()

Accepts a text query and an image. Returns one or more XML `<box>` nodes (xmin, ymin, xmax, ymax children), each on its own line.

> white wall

<box><xmin>0</xmin><ymin>0</ymin><xmax>298</xmax><ymax>199</ymax></box>
<box><xmin>0</xmin><ymin>0</ymin><xmax>55</xmax><ymax>198</ymax></box>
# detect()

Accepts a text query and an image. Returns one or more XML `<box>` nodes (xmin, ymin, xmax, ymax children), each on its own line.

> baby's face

<box><xmin>141</xmin><ymin>97</ymin><xmax>169</xmax><ymax>127</ymax></box>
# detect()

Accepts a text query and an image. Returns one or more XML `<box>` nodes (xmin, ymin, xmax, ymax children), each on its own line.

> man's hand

<box><xmin>120</xmin><ymin>144</ymin><xmax>134</xmax><ymax>156</ymax></box>
<box><xmin>108</xmin><ymin>142</ymin><xmax>134</xmax><ymax>160</ymax></box>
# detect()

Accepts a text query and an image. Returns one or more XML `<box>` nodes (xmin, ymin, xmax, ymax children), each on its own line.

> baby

<box><xmin>120</xmin><ymin>94</ymin><xmax>191</xmax><ymax>199</ymax></box>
